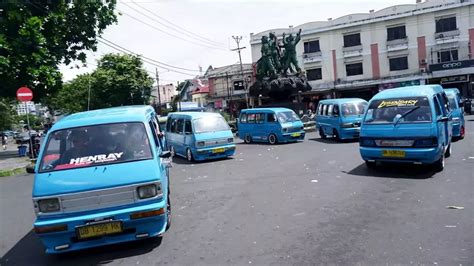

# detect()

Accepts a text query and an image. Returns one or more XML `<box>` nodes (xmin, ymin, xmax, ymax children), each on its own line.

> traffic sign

<box><xmin>17</xmin><ymin>87</ymin><xmax>33</xmax><ymax>102</ymax></box>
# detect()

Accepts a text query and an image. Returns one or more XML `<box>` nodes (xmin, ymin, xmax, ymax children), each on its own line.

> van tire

<box><xmin>319</xmin><ymin>128</ymin><xmax>326</xmax><ymax>139</ymax></box>
<box><xmin>244</xmin><ymin>135</ymin><xmax>252</xmax><ymax>144</ymax></box>
<box><xmin>268</xmin><ymin>134</ymin><xmax>277</xmax><ymax>145</ymax></box>
<box><xmin>445</xmin><ymin>143</ymin><xmax>452</xmax><ymax>158</ymax></box>
<box><xmin>169</xmin><ymin>146</ymin><xmax>176</xmax><ymax>157</ymax></box>
<box><xmin>333</xmin><ymin>129</ymin><xmax>341</xmax><ymax>141</ymax></box>
<box><xmin>165</xmin><ymin>189</ymin><xmax>171</xmax><ymax>231</ymax></box>
<box><xmin>186</xmin><ymin>148</ymin><xmax>194</xmax><ymax>162</ymax></box>
<box><xmin>434</xmin><ymin>155</ymin><xmax>445</xmax><ymax>172</ymax></box>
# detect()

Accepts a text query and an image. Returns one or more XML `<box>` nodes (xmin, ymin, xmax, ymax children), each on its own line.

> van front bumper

<box><xmin>281</xmin><ymin>131</ymin><xmax>305</xmax><ymax>142</ymax></box>
<box><xmin>340</xmin><ymin>127</ymin><xmax>360</xmax><ymax>139</ymax></box>
<box><xmin>34</xmin><ymin>201</ymin><xmax>167</xmax><ymax>254</ymax></box>
<box><xmin>195</xmin><ymin>144</ymin><xmax>236</xmax><ymax>161</ymax></box>
<box><xmin>359</xmin><ymin>145</ymin><xmax>443</xmax><ymax>164</ymax></box>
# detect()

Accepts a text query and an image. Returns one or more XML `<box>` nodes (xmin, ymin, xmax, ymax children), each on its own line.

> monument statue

<box><xmin>281</xmin><ymin>29</ymin><xmax>302</xmax><ymax>74</ymax></box>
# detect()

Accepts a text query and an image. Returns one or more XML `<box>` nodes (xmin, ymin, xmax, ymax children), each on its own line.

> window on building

<box><xmin>306</xmin><ymin>68</ymin><xmax>322</xmax><ymax>81</ymax></box>
<box><xmin>343</xmin><ymin>33</ymin><xmax>361</xmax><ymax>47</ymax></box>
<box><xmin>234</xmin><ymin>80</ymin><xmax>244</xmax><ymax>91</ymax></box>
<box><xmin>387</xmin><ymin>25</ymin><xmax>406</xmax><ymax>41</ymax></box>
<box><xmin>303</xmin><ymin>40</ymin><xmax>320</xmax><ymax>54</ymax></box>
<box><xmin>437</xmin><ymin>49</ymin><xmax>458</xmax><ymax>63</ymax></box>
<box><xmin>345</xmin><ymin>63</ymin><xmax>363</xmax><ymax>76</ymax></box>
<box><xmin>389</xmin><ymin>57</ymin><xmax>409</xmax><ymax>71</ymax></box>
<box><xmin>435</xmin><ymin>17</ymin><xmax>457</xmax><ymax>33</ymax></box>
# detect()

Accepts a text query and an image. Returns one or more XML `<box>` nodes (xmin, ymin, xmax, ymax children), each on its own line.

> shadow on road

<box><xmin>308</xmin><ymin>138</ymin><xmax>358</xmax><ymax>144</ymax></box>
<box><xmin>171</xmin><ymin>155</ymin><xmax>234</xmax><ymax>165</ymax></box>
<box><xmin>344</xmin><ymin>162</ymin><xmax>436</xmax><ymax>179</ymax></box>
<box><xmin>0</xmin><ymin>230</ymin><xmax>162</xmax><ymax>266</ymax></box>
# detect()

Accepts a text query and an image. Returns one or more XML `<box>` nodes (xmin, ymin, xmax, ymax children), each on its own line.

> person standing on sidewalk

<box><xmin>1</xmin><ymin>134</ymin><xmax>7</xmax><ymax>150</ymax></box>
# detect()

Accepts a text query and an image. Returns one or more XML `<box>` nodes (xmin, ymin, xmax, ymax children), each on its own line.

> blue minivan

<box><xmin>316</xmin><ymin>98</ymin><xmax>368</xmax><ymax>140</ymax></box>
<box><xmin>238</xmin><ymin>108</ymin><xmax>305</xmax><ymax>144</ymax></box>
<box><xmin>165</xmin><ymin>112</ymin><xmax>235</xmax><ymax>161</ymax></box>
<box><xmin>30</xmin><ymin>106</ymin><xmax>172</xmax><ymax>253</ymax></box>
<box><xmin>359</xmin><ymin>85</ymin><xmax>452</xmax><ymax>171</ymax></box>
<box><xmin>444</xmin><ymin>88</ymin><xmax>465</xmax><ymax>139</ymax></box>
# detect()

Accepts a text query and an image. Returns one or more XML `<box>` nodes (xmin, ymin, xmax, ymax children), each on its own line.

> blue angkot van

<box><xmin>359</xmin><ymin>85</ymin><xmax>453</xmax><ymax>171</ymax></box>
<box><xmin>165</xmin><ymin>112</ymin><xmax>236</xmax><ymax>161</ymax></box>
<box><xmin>444</xmin><ymin>88</ymin><xmax>465</xmax><ymax>139</ymax></box>
<box><xmin>237</xmin><ymin>108</ymin><xmax>305</xmax><ymax>144</ymax></box>
<box><xmin>31</xmin><ymin>106</ymin><xmax>172</xmax><ymax>253</ymax></box>
<box><xmin>315</xmin><ymin>98</ymin><xmax>368</xmax><ymax>140</ymax></box>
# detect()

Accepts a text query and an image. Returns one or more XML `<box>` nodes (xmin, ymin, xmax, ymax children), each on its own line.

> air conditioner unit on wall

<box><xmin>420</xmin><ymin>67</ymin><xmax>427</xmax><ymax>73</ymax></box>
<box><xmin>419</xmin><ymin>59</ymin><xmax>427</xmax><ymax>65</ymax></box>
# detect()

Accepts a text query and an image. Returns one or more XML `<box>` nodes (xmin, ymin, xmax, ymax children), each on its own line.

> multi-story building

<box><xmin>151</xmin><ymin>83</ymin><xmax>177</xmax><ymax>108</ymax></box>
<box><xmin>16</xmin><ymin>101</ymin><xmax>36</xmax><ymax>115</ymax></box>
<box><xmin>250</xmin><ymin>0</ymin><xmax>474</xmax><ymax>105</ymax></box>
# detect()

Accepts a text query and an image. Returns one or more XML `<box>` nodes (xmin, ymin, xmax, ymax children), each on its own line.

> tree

<box><xmin>51</xmin><ymin>53</ymin><xmax>153</xmax><ymax>113</ymax></box>
<box><xmin>0</xmin><ymin>99</ymin><xmax>16</xmax><ymax>131</ymax></box>
<box><xmin>0</xmin><ymin>1</ymin><xmax>118</xmax><ymax>100</ymax></box>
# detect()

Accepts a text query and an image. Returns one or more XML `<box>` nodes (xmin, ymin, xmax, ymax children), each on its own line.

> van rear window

<box><xmin>364</xmin><ymin>97</ymin><xmax>432</xmax><ymax>124</ymax></box>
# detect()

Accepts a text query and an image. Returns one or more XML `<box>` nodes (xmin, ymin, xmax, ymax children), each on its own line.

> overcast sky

<box><xmin>60</xmin><ymin>0</ymin><xmax>415</xmax><ymax>85</ymax></box>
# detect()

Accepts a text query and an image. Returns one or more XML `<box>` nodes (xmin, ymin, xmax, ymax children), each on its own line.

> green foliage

<box><xmin>15</xmin><ymin>114</ymin><xmax>44</xmax><ymax>130</ymax></box>
<box><xmin>0</xmin><ymin>99</ymin><xmax>16</xmax><ymax>130</ymax></box>
<box><xmin>0</xmin><ymin>1</ymin><xmax>118</xmax><ymax>100</ymax></box>
<box><xmin>51</xmin><ymin>54</ymin><xmax>153</xmax><ymax>113</ymax></box>
<box><xmin>219</xmin><ymin>111</ymin><xmax>231</xmax><ymax>122</ymax></box>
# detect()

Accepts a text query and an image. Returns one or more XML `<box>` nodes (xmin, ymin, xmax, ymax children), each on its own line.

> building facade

<box><xmin>151</xmin><ymin>84</ymin><xmax>177</xmax><ymax>108</ymax></box>
<box><xmin>250</xmin><ymin>0</ymin><xmax>474</xmax><ymax>103</ymax></box>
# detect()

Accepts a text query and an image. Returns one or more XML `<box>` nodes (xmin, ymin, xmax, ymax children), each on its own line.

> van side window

<box><xmin>240</xmin><ymin>114</ymin><xmax>247</xmax><ymax>123</ymax></box>
<box><xmin>176</xmin><ymin>119</ymin><xmax>184</xmax><ymax>134</ymax></box>
<box><xmin>247</xmin><ymin>113</ymin><xmax>256</xmax><ymax>123</ymax></box>
<box><xmin>267</xmin><ymin>113</ymin><xmax>277</xmax><ymax>122</ymax></box>
<box><xmin>433</xmin><ymin>96</ymin><xmax>442</xmax><ymax>116</ymax></box>
<box><xmin>333</xmin><ymin>105</ymin><xmax>340</xmax><ymax>116</ymax></box>
<box><xmin>322</xmin><ymin>105</ymin><xmax>328</xmax><ymax>116</ymax></box>
<box><xmin>166</xmin><ymin>118</ymin><xmax>172</xmax><ymax>132</ymax></box>
<box><xmin>317</xmin><ymin>104</ymin><xmax>322</xmax><ymax>115</ymax></box>
<box><xmin>170</xmin><ymin>118</ymin><xmax>178</xmax><ymax>133</ymax></box>
<box><xmin>148</xmin><ymin>121</ymin><xmax>160</xmax><ymax>147</ymax></box>
<box><xmin>256</xmin><ymin>113</ymin><xmax>265</xmax><ymax>123</ymax></box>
<box><xmin>184</xmin><ymin>120</ymin><xmax>192</xmax><ymax>134</ymax></box>
<box><xmin>441</xmin><ymin>93</ymin><xmax>451</xmax><ymax>113</ymax></box>
<box><xmin>328</xmin><ymin>104</ymin><xmax>334</xmax><ymax>116</ymax></box>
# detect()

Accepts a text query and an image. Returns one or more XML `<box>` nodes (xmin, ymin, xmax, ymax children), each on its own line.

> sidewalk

<box><xmin>0</xmin><ymin>140</ymin><xmax>31</xmax><ymax>177</ymax></box>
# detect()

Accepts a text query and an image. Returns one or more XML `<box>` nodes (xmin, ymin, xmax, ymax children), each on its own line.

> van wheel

<box><xmin>434</xmin><ymin>154</ymin><xmax>445</xmax><ymax>172</ymax></box>
<box><xmin>365</xmin><ymin>161</ymin><xmax>376</xmax><ymax>169</ymax></box>
<box><xmin>319</xmin><ymin>128</ymin><xmax>326</xmax><ymax>139</ymax></box>
<box><xmin>333</xmin><ymin>129</ymin><xmax>341</xmax><ymax>141</ymax></box>
<box><xmin>445</xmin><ymin>143</ymin><xmax>451</xmax><ymax>158</ymax></box>
<box><xmin>165</xmin><ymin>189</ymin><xmax>171</xmax><ymax>231</ymax></box>
<box><xmin>244</xmin><ymin>135</ymin><xmax>252</xmax><ymax>144</ymax></box>
<box><xmin>169</xmin><ymin>146</ymin><xmax>176</xmax><ymax>157</ymax></box>
<box><xmin>268</xmin><ymin>134</ymin><xmax>277</xmax><ymax>145</ymax></box>
<box><xmin>186</xmin><ymin>148</ymin><xmax>194</xmax><ymax>162</ymax></box>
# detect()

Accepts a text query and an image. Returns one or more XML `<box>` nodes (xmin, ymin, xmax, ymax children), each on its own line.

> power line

<box><xmin>129</xmin><ymin>0</ymin><xmax>226</xmax><ymax>47</ymax></box>
<box><xmin>118</xmin><ymin>8</ymin><xmax>227</xmax><ymax>51</ymax></box>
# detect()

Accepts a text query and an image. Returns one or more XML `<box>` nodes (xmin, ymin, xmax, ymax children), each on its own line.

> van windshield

<box><xmin>193</xmin><ymin>117</ymin><xmax>230</xmax><ymax>133</ymax></box>
<box><xmin>446</xmin><ymin>94</ymin><xmax>457</xmax><ymax>109</ymax></box>
<box><xmin>39</xmin><ymin>122</ymin><xmax>152</xmax><ymax>173</ymax></box>
<box><xmin>364</xmin><ymin>97</ymin><xmax>432</xmax><ymax>124</ymax></box>
<box><xmin>341</xmin><ymin>102</ymin><xmax>367</xmax><ymax>116</ymax></box>
<box><xmin>277</xmin><ymin>111</ymin><xmax>300</xmax><ymax>123</ymax></box>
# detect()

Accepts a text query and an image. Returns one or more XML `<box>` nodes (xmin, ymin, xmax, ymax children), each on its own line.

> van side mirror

<box><xmin>437</xmin><ymin>116</ymin><xmax>449</xmax><ymax>122</ymax></box>
<box><xmin>160</xmin><ymin>151</ymin><xmax>172</xmax><ymax>158</ymax></box>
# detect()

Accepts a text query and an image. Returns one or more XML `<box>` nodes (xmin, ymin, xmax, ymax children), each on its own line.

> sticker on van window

<box><xmin>69</xmin><ymin>152</ymin><xmax>124</xmax><ymax>165</ymax></box>
<box><xmin>377</xmin><ymin>99</ymin><xmax>418</xmax><ymax>108</ymax></box>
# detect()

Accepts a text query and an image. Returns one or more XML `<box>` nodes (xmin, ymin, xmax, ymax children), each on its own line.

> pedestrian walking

<box><xmin>1</xmin><ymin>134</ymin><xmax>7</xmax><ymax>150</ymax></box>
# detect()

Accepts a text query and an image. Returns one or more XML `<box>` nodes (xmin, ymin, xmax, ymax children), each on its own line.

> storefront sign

<box><xmin>440</xmin><ymin>75</ymin><xmax>468</xmax><ymax>84</ymax></box>
<box><xmin>378</xmin><ymin>80</ymin><xmax>421</xmax><ymax>91</ymax></box>
<box><xmin>429</xmin><ymin>59</ymin><xmax>474</xmax><ymax>72</ymax></box>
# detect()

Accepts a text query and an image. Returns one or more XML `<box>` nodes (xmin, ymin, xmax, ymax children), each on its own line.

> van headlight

<box><xmin>227</xmin><ymin>138</ymin><xmax>234</xmax><ymax>143</ymax></box>
<box><xmin>38</xmin><ymin>198</ymin><xmax>60</xmax><ymax>213</ymax></box>
<box><xmin>282</xmin><ymin>127</ymin><xmax>288</xmax><ymax>133</ymax></box>
<box><xmin>196</xmin><ymin>141</ymin><xmax>205</xmax><ymax>147</ymax></box>
<box><xmin>137</xmin><ymin>183</ymin><xmax>162</xmax><ymax>199</ymax></box>
<box><xmin>341</xmin><ymin>123</ymin><xmax>354</xmax><ymax>128</ymax></box>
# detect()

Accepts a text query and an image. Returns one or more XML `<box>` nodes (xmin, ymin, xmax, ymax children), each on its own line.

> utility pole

<box><xmin>231</xmin><ymin>35</ymin><xmax>249</xmax><ymax>109</ymax></box>
<box><xmin>155</xmin><ymin>68</ymin><xmax>162</xmax><ymax>114</ymax></box>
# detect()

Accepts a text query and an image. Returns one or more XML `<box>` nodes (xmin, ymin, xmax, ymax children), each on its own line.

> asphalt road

<box><xmin>1</xmin><ymin>116</ymin><xmax>473</xmax><ymax>265</ymax></box>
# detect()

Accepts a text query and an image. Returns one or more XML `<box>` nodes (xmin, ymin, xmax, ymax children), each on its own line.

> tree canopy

<box><xmin>52</xmin><ymin>53</ymin><xmax>154</xmax><ymax>114</ymax></box>
<box><xmin>0</xmin><ymin>0</ymin><xmax>118</xmax><ymax>100</ymax></box>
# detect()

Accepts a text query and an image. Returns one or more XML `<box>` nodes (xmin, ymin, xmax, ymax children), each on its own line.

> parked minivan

<box><xmin>165</xmin><ymin>112</ymin><xmax>235</xmax><ymax>161</ymax></box>
<box><xmin>316</xmin><ymin>98</ymin><xmax>368</xmax><ymax>140</ymax></box>
<box><xmin>359</xmin><ymin>85</ymin><xmax>453</xmax><ymax>171</ymax></box>
<box><xmin>444</xmin><ymin>88</ymin><xmax>465</xmax><ymax>139</ymax></box>
<box><xmin>30</xmin><ymin>106</ymin><xmax>172</xmax><ymax>253</ymax></box>
<box><xmin>238</xmin><ymin>108</ymin><xmax>305</xmax><ymax>144</ymax></box>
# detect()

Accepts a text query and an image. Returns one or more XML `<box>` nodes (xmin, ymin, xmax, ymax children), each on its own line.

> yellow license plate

<box><xmin>291</xmin><ymin>133</ymin><xmax>301</xmax><ymax>137</ymax></box>
<box><xmin>212</xmin><ymin>148</ymin><xmax>225</xmax><ymax>153</ymax></box>
<box><xmin>382</xmin><ymin>150</ymin><xmax>406</xmax><ymax>158</ymax></box>
<box><xmin>77</xmin><ymin>221</ymin><xmax>123</xmax><ymax>240</ymax></box>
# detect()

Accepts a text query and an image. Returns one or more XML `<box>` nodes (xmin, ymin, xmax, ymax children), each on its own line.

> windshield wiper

<box><xmin>394</xmin><ymin>106</ymin><xmax>420</xmax><ymax>126</ymax></box>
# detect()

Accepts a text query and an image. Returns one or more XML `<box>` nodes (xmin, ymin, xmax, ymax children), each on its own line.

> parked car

<box><xmin>238</xmin><ymin>108</ymin><xmax>305</xmax><ymax>144</ymax></box>
<box><xmin>315</xmin><ymin>98</ymin><xmax>368</xmax><ymax>141</ymax></box>
<box><xmin>165</xmin><ymin>112</ymin><xmax>235</xmax><ymax>161</ymax></box>
<box><xmin>359</xmin><ymin>85</ymin><xmax>452</xmax><ymax>171</ymax></box>
<box><xmin>444</xmin><ymin>88</ymin><xmax>465</xmax><ymax>139</ymax></box>
<box><xmin>29</xmin><ymin>106</ymin><xmax>172</xmax><ymax>253</ymax></box>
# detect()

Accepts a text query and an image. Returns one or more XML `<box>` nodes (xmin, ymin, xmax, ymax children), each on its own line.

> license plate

<box><xmin>212</xmin><ymin>148</ymin><xmax>225</xmax><ymax>153</ymax></box>
<box><xmin>382</xmin><ymin>150</ymin><xmax>406</xmax><ymax>158</ymax></box>
<box><xmin>291</xmin><ymin>133</ymin><xmax>301</xmax><ymax>137</ymax></box>
<box><xmin>76</xmin><ymin>221</ymin><xmax>123</xmax><ymax>240</ymax></box>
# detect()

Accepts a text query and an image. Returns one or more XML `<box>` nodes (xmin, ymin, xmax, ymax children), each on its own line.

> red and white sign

<box><xmin>17</xmin><ymin>87</ymin><xmax>33</xmax><ymax>102</ymax></box>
